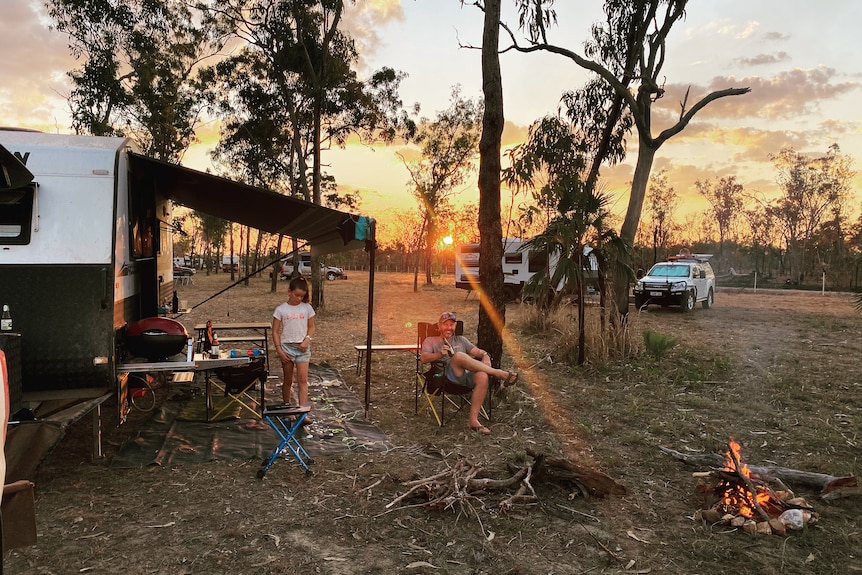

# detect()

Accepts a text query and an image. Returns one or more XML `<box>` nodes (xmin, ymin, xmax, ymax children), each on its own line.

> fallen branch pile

<box><xmin>385</xmin><ymin>450</ymin><xmax>626</xmax><ymax>514</ymax></box>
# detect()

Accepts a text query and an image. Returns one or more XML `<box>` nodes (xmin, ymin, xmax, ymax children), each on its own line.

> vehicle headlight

<box><xmin>671</xmin><ymin>281</ymin><xmax>686</xmax><ymax>290</ymax></box>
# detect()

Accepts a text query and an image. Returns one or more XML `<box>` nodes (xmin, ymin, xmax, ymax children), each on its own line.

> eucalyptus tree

<box><xmin>696</xmin><ymin>176</ymin><xmax>745</xmax><ymax>262</ymax></box>
<box><xmin>766</xmin><ymin>145</ymin><xmax>854</xmax><ymax>283</ymax></box>
<box><xmin>508</xmin><ymin>0</ymin><xmax>750</xmax><ymax>319</ymax></box>
<box><xmin>200</xmin><ymin>0</ymin><xmax>412</xmax><ymax>305</ymax></box>
<box><xmin>473</xmin><ymin>0</ymin><xmax>507</xmax><ymax>370</ymax></box>
<box><xmin>399</xmin><ymin>87</ymin><xmax>482</xmax><ymax>290</ymax></box>
<box><xmin>48</xmin><ymin>0</ymin><xmax>224</xmax><ymax>161</ymax></box>
<box><xmin>643</xmin><ymin>170</ymin><xmax>678</xmax><ymax>265</ymax></box>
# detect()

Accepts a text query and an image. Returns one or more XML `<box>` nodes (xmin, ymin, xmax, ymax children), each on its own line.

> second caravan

<box><xmin>455</xmin><ymin>238</ymin><xmax>597</xmax><ymax>301</ymax></box>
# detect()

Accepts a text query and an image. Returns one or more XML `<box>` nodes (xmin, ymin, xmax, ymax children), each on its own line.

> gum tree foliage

<box><xmin>47</xmin><ymin>0</ymin><xmax>224</xmax><ymax>161</ymax></box>
<box><xmin>643</xmin><ymin>170</ymin><xmax>678</xmax><ymax>265</ymax></box>
<box><xmin>508</xmin><ymin>0</ymin><xmax>750</xmax><ymax>320</ymax></box>
<box><xmin>767</xmin><ymin>145</ymin><xmax>855</xmax><ymax>284</ymax></box>
<box><xmin>198</xmin><ymin>0</ymin><xmax>413</xmax><ymax>303</ymax></box>
<box><xmin>695</xmin><ymin>175</ymin><xmax>745</xmax><ymax>261</ymax></box>
<box><xmin>399</xmin><ymin>87</ymin><xmax>482</xmax><ymax>291</ymax></box>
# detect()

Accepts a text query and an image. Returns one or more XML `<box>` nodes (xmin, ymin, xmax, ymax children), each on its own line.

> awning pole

<box><xmin>364</xmin><ymin>237</ymin><xmax>377</xmax><ymax>416</ymax></box>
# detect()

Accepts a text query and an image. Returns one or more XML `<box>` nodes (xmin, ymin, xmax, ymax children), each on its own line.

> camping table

<box><xmin>194</xmin><ymin>322</ymin><xmax>271</xmax><ymax>369</ymax></box>
<box><xmin>353</xmin><ymin>343</ymin><xmax>419</xmax><ymax>376</ymax></box>
<box><xmin>192</xmin><ymin>353</ymin><xmax>256</xmax><ymax>422</ymax></box>
<box><xmin>118</xmin><ymin>354</ymin><xmax>252</xmax><ymax>422</ymax></box>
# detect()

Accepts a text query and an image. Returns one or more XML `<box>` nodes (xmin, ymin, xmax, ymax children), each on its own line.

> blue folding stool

<box><xmin>257</xmin><ymin>405</ymin><xmax>314</xmax><ymax>478</ymax></box>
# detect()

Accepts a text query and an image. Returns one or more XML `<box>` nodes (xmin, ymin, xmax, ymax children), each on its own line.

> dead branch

<box><xmin>386</xmin><ymin>452</ymin><xmax>625</xmax><ymax>514</ymax></box>
<box><xmin>528</xmin><ymin>448</ymin><xmax>627</xmax><ymax>497</ymax></box>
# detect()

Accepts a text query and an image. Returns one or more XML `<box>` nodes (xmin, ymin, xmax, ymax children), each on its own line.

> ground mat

<box><xmin>111</xmin><ymin>363</ymin><xmax>392</xmax><ymax>468</ymax></box>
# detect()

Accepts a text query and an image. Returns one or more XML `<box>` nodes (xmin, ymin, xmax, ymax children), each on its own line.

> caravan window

<box><xmin>527</xmin><ymin>250</ymin><xmax>549</xmax><ymax>273</ymax></box>
<box><xmin>504</xmin><ymin>252</ymin><xmax>522</xmax><ymax>265</ymax></box>
<box><xmin>0</xmin><ymin>185</ymin><xmax>35</xmax><ymax>244</ymax></box>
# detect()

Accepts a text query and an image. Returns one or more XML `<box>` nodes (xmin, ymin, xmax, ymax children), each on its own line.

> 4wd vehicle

<box><xmin>633</xmin><ymin>253</ymin><xmax>715</xmax><ymax>312</ymax></box>
<box><xmin>280</xmin><ymin>253</ymin><xmax>346</xmax><ymax>281</ymax></box>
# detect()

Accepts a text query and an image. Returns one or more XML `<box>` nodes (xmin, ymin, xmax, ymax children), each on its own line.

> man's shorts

<box><xmin>445</xmin><ymin>365</ymin><xmax>475</xmax><ymax>389</ymax></box>
<box><xmin>281</xmin><ymin>342</ymin><xmax>311</xmax><ymax>364</ymax></box>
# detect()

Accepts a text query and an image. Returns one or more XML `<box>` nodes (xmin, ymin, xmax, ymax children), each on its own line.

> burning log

<box><xmin>658</xmin><ymin>445</ymin><xmax>858</xmax><ymax>499</ymax></box>
<box><xmin>667</xmin><ymin>440</ymin><xmax>823</xmax><ymax>535</ymax></box>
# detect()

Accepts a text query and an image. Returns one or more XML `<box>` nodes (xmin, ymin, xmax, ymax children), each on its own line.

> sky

<box><xmin>2</xmin><ymin>0</ymin><xmax>861</xmax><ymax>237</ymax></box>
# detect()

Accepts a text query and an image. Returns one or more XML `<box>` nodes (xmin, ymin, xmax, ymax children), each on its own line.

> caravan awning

<box><xmin>128</xmin><ymin>153</ymin><xmax>372</xmax><ymax>255</ymax></box>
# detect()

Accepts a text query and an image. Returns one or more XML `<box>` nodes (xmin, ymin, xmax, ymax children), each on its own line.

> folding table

<box><xmin>257</xmin><ymin>404</ymin><xmax>314</xmax><ymax>478</ymax></box>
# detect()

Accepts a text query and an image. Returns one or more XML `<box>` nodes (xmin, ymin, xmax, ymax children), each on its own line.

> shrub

<box><xmin>642</xmin><ymin>328</ymin><xmax>678</xmax><ymax>359</ymax></box>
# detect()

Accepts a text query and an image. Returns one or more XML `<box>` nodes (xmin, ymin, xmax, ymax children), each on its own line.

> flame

<box><xmin>715</xmin><ymin>439</ymin><xmax>773</xmax><ymax>519</ymax></box>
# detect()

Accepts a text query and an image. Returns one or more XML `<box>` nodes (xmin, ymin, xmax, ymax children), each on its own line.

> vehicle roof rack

<box><xmin>668</xmin><ymin>253</ymin><xmax>713</xmax><ymax>262</ymax></box>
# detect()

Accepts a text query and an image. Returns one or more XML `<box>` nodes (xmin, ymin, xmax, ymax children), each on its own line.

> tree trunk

<box><xmin>615</xmin><ymin>137</ymin><xmax>658</xmax><ymax>319</ymax></box>
<box><xmin>477</xmin><ymin>0</ymin><xmax>505</xmax><ymax>368</ymax></box>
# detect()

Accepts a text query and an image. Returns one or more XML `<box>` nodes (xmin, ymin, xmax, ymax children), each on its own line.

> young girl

<box><xmin>272</xmin><ymin>277</ymin><xmax>315</xmax><ymax>408</ymax></box>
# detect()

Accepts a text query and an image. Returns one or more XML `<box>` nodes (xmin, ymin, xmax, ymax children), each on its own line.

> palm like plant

<box><xmin>522</xmin><ymin>179</ymin><xmax>622</xmax><ymax>365</ymax></box>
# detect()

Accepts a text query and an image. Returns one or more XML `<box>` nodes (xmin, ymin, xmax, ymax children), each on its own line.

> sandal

<box><xmin>469</xmin><ymin>424</ymin><xmax>491</xmax><ymax>435</ymax></box>
<box><xmin>503</xmin><ymin>371</ymin><xmax>519</xmax><ymax>387</ymax></box>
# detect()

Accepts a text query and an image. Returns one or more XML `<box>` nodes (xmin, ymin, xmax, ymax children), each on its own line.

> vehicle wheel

<box><xmin>681</xmin><ymin>290</ymin><xmax>695</xmax><ymax>312</ymax></box>
<box><xmin>634</xmin><ymin>296</ymin><xmax>647</xmax><ymax>310</ymax></box>
<box><xmin>702</xmin><ymin>289</ymin><xmax>714</xmax><ymax>309</ymax></box>
<box><xmin>326</xmin><ymin>271</ymin><xmax>337</xmax><ymax>281</ymax></box>
<box><xmin>128</xmin><ymin>374</ymin><xmax>156</xmax><ymax>412</ymax></box>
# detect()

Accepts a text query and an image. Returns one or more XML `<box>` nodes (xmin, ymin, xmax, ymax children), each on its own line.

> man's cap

<box><xmin>439</xmin><ymin>311</ymin><xmax>457</xmax><ymax>322</ymax></box>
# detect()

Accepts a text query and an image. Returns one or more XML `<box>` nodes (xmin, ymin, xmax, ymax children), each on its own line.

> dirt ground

<box><xmin>6</xmin><ymin>271</ymin><xmax>862</xmax><ymax>575</ymax></box>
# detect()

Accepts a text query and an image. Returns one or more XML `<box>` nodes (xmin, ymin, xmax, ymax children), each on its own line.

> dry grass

<box><xmin>7</xmin><ymin>271</ymin><xmax>862</xmax><ymax>575</ymax></box>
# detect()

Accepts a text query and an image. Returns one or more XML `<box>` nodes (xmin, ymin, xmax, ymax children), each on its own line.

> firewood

<box><xmin>659</xmin><ymin>446</ymin><xmax>858</xmax><ymax>496</ymax></box>
<box><xmin>725</xmin><ymin>442</ymin><xmax>771</xmax><ymax>521</ymax></box>
<box><xmin>526</xmin><ymin>448</ymin><xmax>627</xmax><ymax>497</ymax></box>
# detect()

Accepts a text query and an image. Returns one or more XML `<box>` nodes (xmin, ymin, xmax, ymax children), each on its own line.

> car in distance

<box><xmin>173</xmin><ymin>264</ymin><xmax>196</xmax><ymax>278</ymax></box>
<box><xmin>280</xmin><ymin>254</ymin><xmax>346</xmax><ymax>281</ymax></box>
<box><xmin>633</xmin><ymin>253</ymin><xmax>715</xmax><ymax>312</ymax></box>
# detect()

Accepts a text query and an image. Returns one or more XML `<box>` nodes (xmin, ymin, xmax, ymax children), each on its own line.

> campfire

<box><xmin>694</xmin><ymin>439</ymin><xmax>818</xmax><ymax>536</ymax></box>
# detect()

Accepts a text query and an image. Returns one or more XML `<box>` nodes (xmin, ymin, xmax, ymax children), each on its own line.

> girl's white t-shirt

<box><xmin>273</xmin><ymin>302</ymin><xmax>316</xmax><ymax>344</ymax></box>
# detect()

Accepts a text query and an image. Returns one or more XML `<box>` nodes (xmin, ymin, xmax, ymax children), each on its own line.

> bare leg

<box><xmin>449</xmin><ymin>352</ymin><xmax>511</xmax><ymax>381</ymax></box>
<box><xmin>281</xmin><ymin>358</ymin><xmax>295</xmax><ymax>404</ymax></box>
<box><xmin>468</xmin><ymin>373</ymin><xmax>489</xmax><ymax>429</ymax></box>
<box><xmin>294</xmin><ymin>362</ymin><xmax>310</xmax><ymax>407</ymax></box>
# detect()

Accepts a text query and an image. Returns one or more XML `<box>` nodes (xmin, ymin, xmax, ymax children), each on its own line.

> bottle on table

<box><xmin>1</xmin><ymin>304</ymin><xmax>11</xmax><ymax>331</ymax></box>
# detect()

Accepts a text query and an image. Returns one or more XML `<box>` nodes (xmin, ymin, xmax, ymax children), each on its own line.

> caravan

<box><xmin>0</xmin><ymin>130</ymin><xmax>175</xmax><ymax>419</ymax></box>
<box><xmin>455</xmin><ymin>238</ymin><xmax>597</xmax><ymax>301</ymax></box>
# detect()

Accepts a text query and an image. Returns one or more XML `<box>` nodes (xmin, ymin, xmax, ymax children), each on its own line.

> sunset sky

<box><xmin>2</xmin><ymin>0</ymin><xmax>861</xmax><ymax>236</ymax></box>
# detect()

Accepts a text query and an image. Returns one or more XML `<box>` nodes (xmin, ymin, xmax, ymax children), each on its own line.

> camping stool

<box><xmin>257</xmin><ymin>404</ymin><xmax>314</xmax><ymax>479</ymax></box>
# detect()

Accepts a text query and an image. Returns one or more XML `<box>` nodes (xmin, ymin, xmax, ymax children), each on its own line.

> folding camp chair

<box><xmin>256</xmin><ymin>404</ymin><xmax>313</xmax><ymax>478</ymax></box>
<box><xmin>415</xmin><ymin>321</ymin><xmax>490</xmax><ymax>426</ymax></box>
<box><xmin>207</xmin><ymin>356</ymin><xmax>267</xmax><ymax>421</ymax></box>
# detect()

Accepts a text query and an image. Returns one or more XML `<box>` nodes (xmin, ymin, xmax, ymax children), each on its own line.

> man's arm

<box><xmin>420</xmin><ymin>337</ymin><xmax>446</xmax><ymax>364</ymax></box>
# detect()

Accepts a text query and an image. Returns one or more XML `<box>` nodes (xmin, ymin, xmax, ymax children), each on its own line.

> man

<box><xmin>420</xmin><ymin>312</ymin><xmax>518</xmax><ymax>435</ymax></box>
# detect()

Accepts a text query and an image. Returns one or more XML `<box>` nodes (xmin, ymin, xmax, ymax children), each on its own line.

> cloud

<box><xmin>652</xmin><ymin>67</ymin><xmax>861</xmax><ymax>122</ymax></box>
<box><xmin>763</xmin><ymin>31</ymin><xmax>790</xmax><ymax>42</ymax></box>
<box><xmin>0</xmin><ymin>3</ymin><xmax>75</xmax><ymax>130</ymax></box>
<box><xmin>342</xmin><ymin>0</ymin><xmax>405</xmax><ymax>71</ymax></box>
<box><xmin>707</xmin><ymin>19</ymin><xmax>760</xmax><ymax>40</ymax></box>
<box><xmin>733</xmin><ymin>52</ymin><xmax>790</xmax><ymax>67</ymax></box>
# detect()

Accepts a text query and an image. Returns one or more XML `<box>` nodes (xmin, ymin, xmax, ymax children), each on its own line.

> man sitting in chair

<box><xmin>420</xmin><ymin>311</ymin><xmax>519</xmax><ymax>435</ymax></box>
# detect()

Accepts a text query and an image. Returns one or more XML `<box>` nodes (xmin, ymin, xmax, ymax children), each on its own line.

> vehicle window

<box><xmin>0</xmin><ymin>185</ymin><xmax>35</xmax><ymax>244</ymax></box>
<box><xmin>649</xmin><ymin>264</ymin><xmax>689</xmax><ymax>277</ymax></box>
